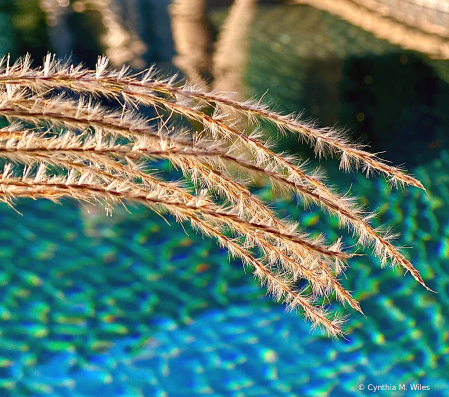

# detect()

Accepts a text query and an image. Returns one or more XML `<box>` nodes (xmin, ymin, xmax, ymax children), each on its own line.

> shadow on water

<box><xmin>339</xmin><ymin>53</ymin><xmax>449</xmax><ymax>167</ymax></box>
<box><xmin>244</xmin><ymin>4</ymin><xmax>449</xmax><ymax>170</ymax></box>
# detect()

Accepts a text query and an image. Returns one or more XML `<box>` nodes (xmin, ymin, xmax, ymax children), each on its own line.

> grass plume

<box><xmin>0</xmin><ymin>54</ymin><xmax>432</xmax><ymax>337</ymax></box>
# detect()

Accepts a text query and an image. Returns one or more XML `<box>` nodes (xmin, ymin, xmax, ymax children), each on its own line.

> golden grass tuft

<box><xmin>0</xmin><ymin>54</ymin><xmax>432</xmax><ymax>337</ymax></box>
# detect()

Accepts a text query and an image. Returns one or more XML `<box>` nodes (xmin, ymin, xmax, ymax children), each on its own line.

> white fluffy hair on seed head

<box><xmin>0</xmin><ymin>54</ymin><xmax>433</xmax><ymax>338</ymax></box>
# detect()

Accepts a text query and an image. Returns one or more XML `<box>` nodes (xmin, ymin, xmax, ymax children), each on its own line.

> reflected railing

<box><xmin>293</xmin><ymin>0</ymin><xmax>449</xmax><ymax>58</ymax></box>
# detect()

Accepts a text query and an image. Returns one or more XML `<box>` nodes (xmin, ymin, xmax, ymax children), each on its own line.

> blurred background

<box><xmin>0</xmin><ymin>0</ymin><xmax>448</xmax><ymax>396</ymax></box>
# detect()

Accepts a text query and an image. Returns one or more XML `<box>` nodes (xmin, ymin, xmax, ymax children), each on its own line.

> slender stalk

<box><xmin>0</xmin><ymin>96</ymin><xmax>429</xmax><ymax>289</ymax></box>
<box><xmin>0</xmin><ymin>55</ymin><xmax>433</xmax><ymax>336</ymax></box>
<box><xmin>0</xmin><ymin>56</ymin><xmax>423</xmax><ymax>189</ymax></box>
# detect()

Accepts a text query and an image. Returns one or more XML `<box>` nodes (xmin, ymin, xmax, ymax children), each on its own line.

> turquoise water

<box><xmin>1</xmin><ymin>150</ymin><xmax>448</xmax><ymax>396</ymax></box>
<box><xmin>0</xmin><ymin>1</ymin><xmax>449</xmax><ymax>396</ymax></box>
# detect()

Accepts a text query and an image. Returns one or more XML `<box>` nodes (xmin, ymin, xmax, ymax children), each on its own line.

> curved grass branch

<box><xmin>0</xmin><ymin>55</ymin><xmax>433</xmax><ymax>336</ymax></box>
<box><xmin>0</xmin><ymin>172</ymin><xmax>346</xmax><ymax>337</ymax></box>
<box><xmin>0</xmin><ymin>55</ymin><xmax>422</xmax><ymax>189</ymax></box>
<box><xmin>0</xmin><ymin>132</ymin><xmax>359</xmax><ymax>310</ymax></box>
<box><xmin>0</xmin><ymin>95</ymin><xmax>429</xmax><ymax>289</ymax></box>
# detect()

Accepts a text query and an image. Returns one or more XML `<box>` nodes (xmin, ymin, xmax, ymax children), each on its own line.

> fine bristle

<box><xmin>0</xmin><ymin>54</ymin><xmax>433</xmax><ymax>338</ymax></box>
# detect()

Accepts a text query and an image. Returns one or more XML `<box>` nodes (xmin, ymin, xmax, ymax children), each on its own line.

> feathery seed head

<box><xmin>0</xmin><ymin>54</ymin><xmax>432</xmax><ymax>338</ymax></box>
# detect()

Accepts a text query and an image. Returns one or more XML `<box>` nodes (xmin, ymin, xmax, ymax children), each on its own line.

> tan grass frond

<box><xmin>0</xmin><ymin>55</ymin><xmax>422</xmax><ymax>188</ymax></box>
<box><xmin>0</xmin><ymin>55</ymin><xmax>433</xmax><ymax>337</ymax></box>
